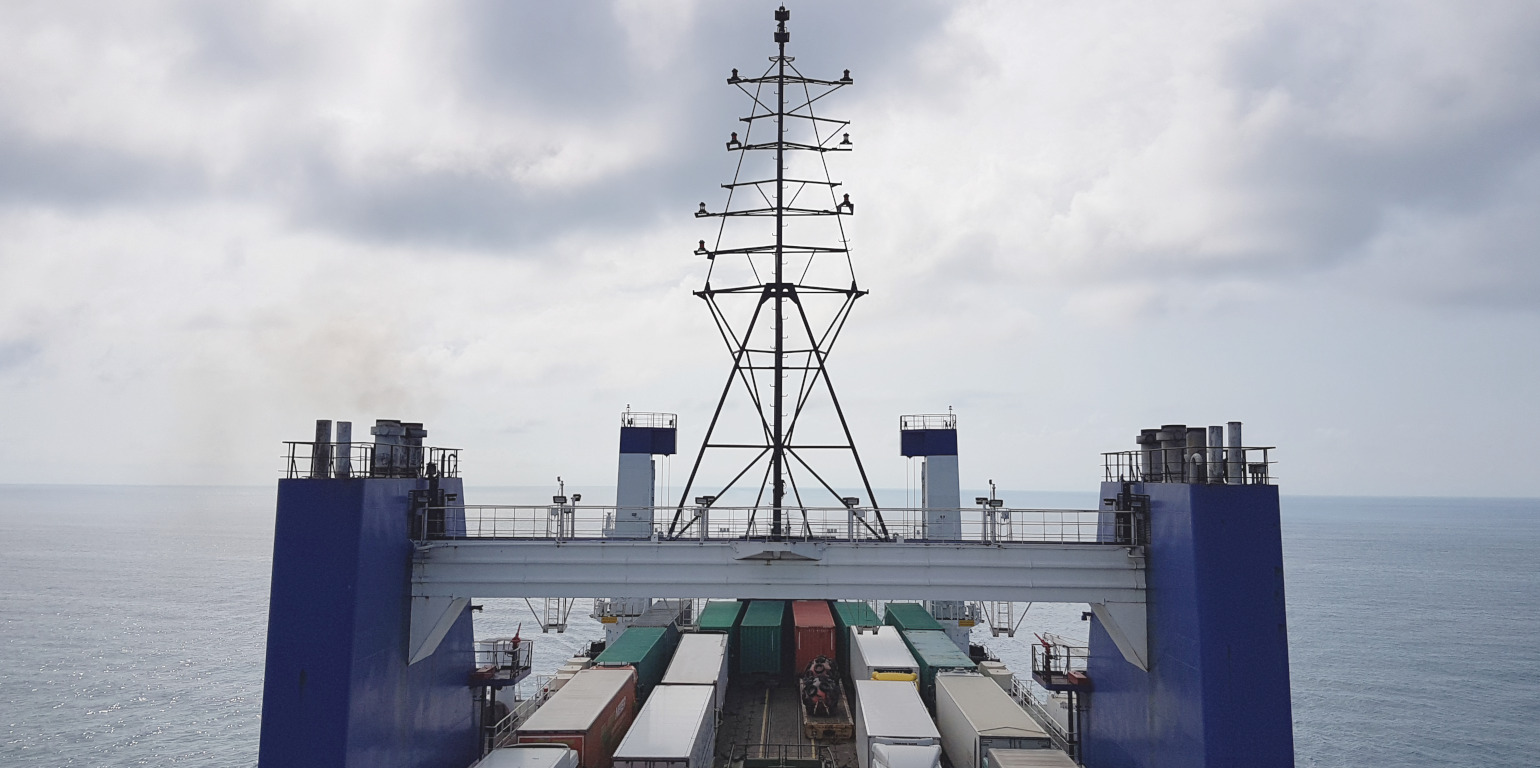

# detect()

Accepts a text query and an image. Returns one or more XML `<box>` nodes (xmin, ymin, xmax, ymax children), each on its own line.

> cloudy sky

<box><xmin>2</xmin><ymin>1</ymin><xmax>1537</xmax><ymax>499</ymax></box>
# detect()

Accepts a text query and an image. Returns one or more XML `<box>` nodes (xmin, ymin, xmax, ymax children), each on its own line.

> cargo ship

<box><xmin>256</xmin><ymin>7</ymin><xmax>1294</xmax><ymax>768</ymax></box>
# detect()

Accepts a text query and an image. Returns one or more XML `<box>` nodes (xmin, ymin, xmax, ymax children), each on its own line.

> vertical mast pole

<box><xmin>771</xmin><ymin>8</ymin><xmax>788</xmax><ymax>537</ymax></box>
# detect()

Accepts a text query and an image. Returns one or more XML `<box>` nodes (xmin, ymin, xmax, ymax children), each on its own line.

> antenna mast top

<box><xmin>673</xmin><ymin>7</ymin><xmax>886</xmax><ymax>541</ymax></box>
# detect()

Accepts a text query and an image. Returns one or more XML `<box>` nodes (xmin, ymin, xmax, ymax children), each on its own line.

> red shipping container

<box><xmin>792</xmin><ymin>600</ymin><xmax>838</xmax><ymax>672</ymax></box>
<box><xmin>517</xmin><ymin>667</ymin><xmax>639</xmax><ymax>768</ymax></box>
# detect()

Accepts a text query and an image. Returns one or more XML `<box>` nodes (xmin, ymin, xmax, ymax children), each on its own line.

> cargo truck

<box><xmin>660</xmin><ymin>633</ymin><xmax>730</xmax><ymax>714</ymax></box>
<box><xmin>934</xmin><ymin>673</ymin><xmax>1054</xmax><ymax>768</ymax></box>
<box><xmin>594</xmin><ymin>625</ymin><xmax>680</xmax><ymax>702</ymax></box>
<box><xmin>883</xmin><ymin>603</ymin><xmax>944</xmax><ymax>632</ymax></box>
<box><xmin>471</xmin><ymin>744</ymin><xmax>582</xmax><ymax>768</ymax></box>
<box><xmin>849</xmin><ymin>626</ymin><xmax>920</xmax><ymax>686</ymax></box>
<box><xmin>984</xmin><ymin>748</ymin><xmax>1078</xmax><ymax>768</ymax></box>
<box><xmin>898</xmin><ymin>629</ymin><xmax>977</xmax><ymax>708</ymax></box>
<box><xmin>852</xmin><ymin>679</ymin><xmax>943</xmax><ymax>768</ymax></box>
<box><xmin>517</xmin><ymin>668</ymin><xmax>639</xmax><ymax>768</ymax></box>
<box><xmin>611</xmin><ymin>685</ymin><xmax>717</xmax><ymax>768</ymax></box>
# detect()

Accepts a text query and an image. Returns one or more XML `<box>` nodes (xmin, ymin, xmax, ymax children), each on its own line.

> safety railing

<box><xmin>620</xmin><ymin>411</ymin><xmax>676</xmax><ymax>429</ymax></box>
<box><xmin>1102</xmin><ymin>445</ymin><xmax>1275</xmax><ymax>485</ymax></box>
<box><xmin>473</xmin><ymin>637</ymin><xmax>533</xmax><ymax>677</ymax></box>
<box><xmin>1010</xmin><ymin>676</ymin><xmax>1076</xmax><ymax>757</ymax></box>
<box><xmin>732</xmin><ymin>743</ymin><xmax>834</xmax><ymax>768</ymax></box>
<box><xmin>899</xmin><ymin>413</ymin><xmax>957</xmax><ymax>430</ymax></box>
<box><xmin>489</xmin><ymin>677</ymin><xmax>551</xmax><ymax>748</ymax></box>
<box><xmin>283</xmin><ymin>441</ymin><xmax>461</xmax><ymax>480</ymax></box>
<box><xmin>420</xmin><ymin>505</ymin><xmax>1127</xmax><ymax>545</ymax></box>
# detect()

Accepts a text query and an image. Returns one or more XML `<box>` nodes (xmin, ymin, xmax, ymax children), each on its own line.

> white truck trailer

<box><xmin>984</xmin><ymin>748</ymin><xmax>1078</xmax><ymax>768</ymax></box>
<box><xmin>471</xmin><ymin>744</ymin><xmax>582</xmax><ymax>768</ymax></box>
<box><xmin>934</xmin><ymin>673</ymin><xmax>1054</xmax><ymax>768</ymax></box>
<box><xmin>659</xmin><ymin>633</ymin><xmax>730</xmax><ymax>714</ymax></box>
<box><xmin>849</xmin><ymin>626</ymin><xmax>920</xmax><ymax>685</ymax></box>
<box><xmin>853</xmin><ymin>679</ymin><xmax>942</xmax><ymax>768</ymax></box>
<box><xmin>610</xmin><ymin>684</ymin><xmax>717</xmax><ymax>768</ymax></box>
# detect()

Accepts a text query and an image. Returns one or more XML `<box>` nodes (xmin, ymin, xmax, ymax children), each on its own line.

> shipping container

<box><xmin>518</xmin><ymin>668</ymin><xmax>639</xmax><ymax>768</ymax></box>
<box><xmin>831</xmin><ymin>601</ymin><xmax>882</xmax><ymax>671</ymax></box>
<box><xmin>696</xmin><ymin>600</ymin><xmax>744</xmax><ymax>636</ymax></box>
<box><xmin>849</xmin><ymin>626</ymin><xmax>920</xmax><ymax>685</ymax></box>
<box><xmin>659</xmin><ymin>633</ymin><xmax>729</xmax><ymax>713</ymax></box>
<box><xmin>792</xmin><ymin>600</ymin><xmax>838</xmax><ymax>672</ymax></box>
<box><xmin>884</xmin><ymin>603</ymin><xmax>944</xmax><ymax>632</ymax></box>
<box><xmin>737</xmin><ymin>600</ymin><xmax>786</xmax><ymax>676</ymax></box>
<box><xmin>853</xmin><ymin>679</ymin><xmax>942</xmax><ymax>768</ymax></box>
<box><xmin>899</xmin><ymin>630</ymin><xmax>979</xmax><ymax>708</ymax></box>
<box><xmin>611</xmin><ymin>685</ymin><xmax>717</xmax><ymax>768</ymax></box>
<box><xmin>631</xmin><ymin>601</ymin><xmax>686</xmax><ymax>630</ymax></box>
<box><xmin>985</xmin><ymin>749</ymin><xmax>1078</xmax><ymax>768</ymax></box>
<box><xmin>934</xmin><ymin>673</ymin><xmax>1054</xmax><ymax>768</ymax></box>
<box><xmin>594</xmin><ymin>626</ymin><xmax>680</xmax><ymax>702</ymax></box>
<box><xmin>472</xmin><ymin>744</ymin><xmax>582</xmax><ymax>768</ymax></box>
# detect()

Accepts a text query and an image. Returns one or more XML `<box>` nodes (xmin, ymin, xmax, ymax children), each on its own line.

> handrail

<box><xmin>282</xmin><ymin>441</ymin><xmax>461</xmax><ymax>480</ymax></box>
<box><xmin>419</xmin><ymin>504</ymin><xmax>1132</xmax><ymax>545</ymax></box>
<box><xmin>1102</xmin><ymin>445</ymin><xmax>1276</xmax><ymax>485</ymax></box>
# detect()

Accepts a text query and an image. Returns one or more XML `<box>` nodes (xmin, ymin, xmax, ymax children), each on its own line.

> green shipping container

<box><xmin>900</xmin><ymin>629</ymin><xmax>978</xmax><ymax>708</ymax></box>
<box><xmin>885</xmin><ymin>602</ymin><xmax>945</xmax><ymax>632</ymax></box>
<box><xmin>698</xmin><ymin>600</ymin><xmax>744</xmax><ymax>637</ymax></box>
<box><xmin>697</xmin><ymin>600</ymin><xmax>745</xmax><ymax>668</ymax></box>
<box><xmin>737</xmin><ymin>600</ymin><xmax>787</xmax><ymax>676</ymax></box>
<box><xmin>831</xmin><ymin>600</ymin><xmax>881</xmax><ymax>673</ymax></box>
<box><xmin>593</xmin><ymin>625</ymin><xmax>679</xmax><ymax>702</ymax></box>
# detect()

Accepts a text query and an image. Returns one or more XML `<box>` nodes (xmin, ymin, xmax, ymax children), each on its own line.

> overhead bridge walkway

<box><xmin>408</xmin><ymin>504</ymin><xmax>1151</xmax><ymax>671</ymax></box>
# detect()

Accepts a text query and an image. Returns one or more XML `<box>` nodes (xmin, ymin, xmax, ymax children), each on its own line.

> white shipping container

<box><xmin>984</xmin><ymin>748</ymin><xmax>1078</xmax><ymax>768</ymax></box>
<box><xmin>472</xmin><ymin>744</ymin><xmax>582</xmax><ymax>768</ymax></box>
<box><xmin>853</xmin><ymin>680</ymin><xmax>942</xmax><ymax>768</ymax></box>
<box><xmin>934</xmin><ymin>673</ymin><xmax>1053</xmax><ymax>768</ymax></box>
<box><xmin>611</xmin><ymin>685</ymin><xmax>716</xmax><ymax>768</ymax></box>
<box><xmin>850</xmin><ymin>627</ymin><xmax>920</xmax><ymax>684</ymax></box>
<box><xmin>659</xmin><ymin>633</ymin><xmax>729</xmax><ymax>713</ymax></box>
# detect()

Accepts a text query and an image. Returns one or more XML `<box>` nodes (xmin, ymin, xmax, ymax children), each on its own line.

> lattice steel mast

<box><xmin>671</xmin><ymin>6</ymin><xmax>887</xmax><ymax>540</ymax></box>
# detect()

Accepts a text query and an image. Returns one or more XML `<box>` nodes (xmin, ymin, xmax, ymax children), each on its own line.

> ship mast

<box><xmin>673</xmin><ymin>5</ymin><xmax>887</xmax><ymax>540</ymax></box>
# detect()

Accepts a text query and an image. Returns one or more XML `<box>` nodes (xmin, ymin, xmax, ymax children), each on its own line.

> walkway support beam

<box><xmin>413</xmin><ymin>540</ymin><xmax>1145</xmax><ymax>604</ymax></box>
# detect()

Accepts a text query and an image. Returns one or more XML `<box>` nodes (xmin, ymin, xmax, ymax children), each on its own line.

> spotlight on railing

<box><xmin>841</xmin><ymin>497</ymin><xmax>860</xmax><ymax>507</ymax></box>
<box><xmin>694</xmin><ymin>495</ymin><xmax>717</xmax><ymax>506</ymax></box>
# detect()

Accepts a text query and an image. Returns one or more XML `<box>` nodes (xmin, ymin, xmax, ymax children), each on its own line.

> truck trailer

<box><xmin>853</xmin><ymin>679</ymin><xmax>942</xmax><ymax>768</ymax></box>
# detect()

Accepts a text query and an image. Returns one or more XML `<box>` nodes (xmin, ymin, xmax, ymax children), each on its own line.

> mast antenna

<box><xmin>672</xmin><ymin>6</ymin><xmax>888</xmax><ymax>541</ymax></box>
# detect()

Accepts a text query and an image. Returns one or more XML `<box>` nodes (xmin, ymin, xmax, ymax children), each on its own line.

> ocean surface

<box><xmin>0</xmin><ymin>486</ymin><xmax>1536</xmax><ymax>767</ymax></box>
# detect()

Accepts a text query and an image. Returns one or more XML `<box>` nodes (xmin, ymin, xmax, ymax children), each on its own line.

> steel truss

<box><xmin>673</xmin><ymin>6</ymin><xmax>886</xmax><ymax>541</ymax></box>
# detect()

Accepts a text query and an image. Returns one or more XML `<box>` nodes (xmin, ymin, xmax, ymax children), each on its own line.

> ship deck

<box><xmin>716</xmin><ymin>678</ymin><xmax>858</xmax><ymax>768</ymax></box>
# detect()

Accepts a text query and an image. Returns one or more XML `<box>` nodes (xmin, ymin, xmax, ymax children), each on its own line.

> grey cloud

<box><xmin>0</xmin><ymin>123</ymin><xmax>208</xmax><ymax>209</ymax></box>
<box><xmin>0</xmin><ymin>338</ymin><xmax>40</xmax><ymax>375</ymax></box>
<box><xmin>0</xmin><ymin>2</ymin><xmax>953</xmax><ymax>256</ymax></box>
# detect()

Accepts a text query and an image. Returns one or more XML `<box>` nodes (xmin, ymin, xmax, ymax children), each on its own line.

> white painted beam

<box><xmin>412</xmin><ymin>540</ymin><xmax>1144</xmax><ymax>604</ymax></box>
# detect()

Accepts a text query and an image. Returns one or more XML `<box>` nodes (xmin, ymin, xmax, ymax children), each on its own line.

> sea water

<box><xmin>0</xmin><ymin>486</ymin><xmax>1536</xmax><ymax>766</ymax></box>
